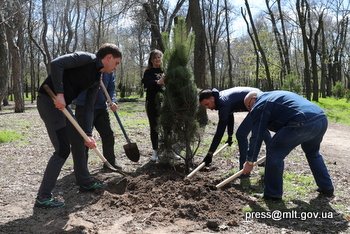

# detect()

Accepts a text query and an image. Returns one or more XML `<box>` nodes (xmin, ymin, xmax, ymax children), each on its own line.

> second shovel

<box><xmin>100</xmin><ymin>80</ymin><xmax>140</xmax><ymax>162</ymax></box>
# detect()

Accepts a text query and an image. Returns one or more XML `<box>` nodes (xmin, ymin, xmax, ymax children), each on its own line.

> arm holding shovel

<box><xmin>99</xmin><ymin>79</ymin><xmax>140</xmax><ymax>162</ymax></box>
<box><xmin>43</xmin><ymin>84</ymin><xmax>126</xmax><ymax>176</ymax></box>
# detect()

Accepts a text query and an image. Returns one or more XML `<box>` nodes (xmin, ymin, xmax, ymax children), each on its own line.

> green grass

<box><xmin>0</xmin><ymin>130</ymin><xmax>22</xmax><ymax>143</ymax></box>
<box><xmin>282</xmin><ymin>172</ymin><xmax>315</xmax><ymax>200</ymax></box>
<box><xmin>315</xmin><ymin>98</ymin><xmax>350</xmax><ymax>125</ymax></box>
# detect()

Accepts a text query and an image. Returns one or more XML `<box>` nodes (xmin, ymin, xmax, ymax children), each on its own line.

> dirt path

<box><xmin>0</xmin><ymin>107</ymin><xmax>349</xmax><ymax>233</ymax></box>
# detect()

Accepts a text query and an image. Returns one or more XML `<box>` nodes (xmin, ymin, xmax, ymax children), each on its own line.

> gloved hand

<box><xmin>225</xmin><ymin>136</ymin><xmax>233</xmax><ymax>146</ymax></box>
<box><xmin>203</xmin><ymin>152</ymin><xmax>213</xmax><ymax>166</ymax></box>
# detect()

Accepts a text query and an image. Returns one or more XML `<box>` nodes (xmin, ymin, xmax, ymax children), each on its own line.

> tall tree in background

<box><xmin>201</xmin><ymin>0</ymin><xmax>225</xmax><ymax>88</ymax></box>
<box><xmin>160</xmin><ymin>17</ymin><xmax>198</xmax><ymax>172</ymax></box>
<box><xmin>224</xmin><ymin>0</ymin><xmax>233</xmax><ymax>87</ymax></box>
<box><xmin>5</xmin><ymin>0</ymin><xmax>24</xmax><ymax>112</ymax></box>
<box><xmin>0</xmin><ymin>5</ymin><xmax>9</xmax><ymax>109</ymax></box>
<box><xmin>241</xmin><ymin>8</ymin><xmax>260</xmax><ymax>87</ymax></box>
<box><xmin>186</xmin><ymin>0</ymin><xmax>206</xmax><ymax>89</ymax></box>
<box><xmin>296</xmin><ymin>0</ymin><xmax>312</xmax><ymax>100</ymax></box>
<box><xmin>244</xmin><ymin>0</ymin><xmax>273</xmax><ymax>90</ymax></box>
<box><xmin>143</xmin><ymin>0</ymin><xmax>186</xmax><ymax>51</ymax></box>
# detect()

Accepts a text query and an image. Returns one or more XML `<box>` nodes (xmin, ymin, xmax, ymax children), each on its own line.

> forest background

<box><xmin>0</xmin><ymin>0</ymin><xmax>350</xmax><ymax>113</ymax></box>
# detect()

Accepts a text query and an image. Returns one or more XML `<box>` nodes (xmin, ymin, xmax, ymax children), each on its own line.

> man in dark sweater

<box><xmin>35</xmin><ymin>43</ymin><xmax>122</xmax><ymax>208</ymax></box>
<box><xmin>199</xmin><ymin>87</ymin><xmax>271</xmax><ymax>170</ymax></box>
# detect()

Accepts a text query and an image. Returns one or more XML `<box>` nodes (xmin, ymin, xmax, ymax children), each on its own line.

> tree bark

<box><xmin>296</xmin><ymin>0</ymin><xmax>311</xmax><ymax>100</ymax></box>
<box><xmin>0</xmin><ymin>10</ymin><xmax>9</xmax><ymax>109</ymax></box>
<box><xmin>224</xmin><ymin>0</ymin><xmax>233</xmax><ymax>87</ymax></box>
<box><xmin>143</xmin><ymin>2</ymin><xmax>165</xmax><ymax>51</ymax></box>
<box><xmin>245</xmin><ymin>0</ymin><xmax>273</xmax><ymax>90</ymax></box>
<box><xmin>6</xmin><ymin>1</ymin><xmax>24</xmax><ymax>112</ymax></box>
<box><xmin>186</xmin><ymin>0</ymin><xmax>206</xmax><ymax>88</ymax></box>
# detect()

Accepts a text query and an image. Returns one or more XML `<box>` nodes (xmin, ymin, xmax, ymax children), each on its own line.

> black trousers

<box><xmin>37</xmin><ymin>94</ymin><xmax>93</xmax><ymax>198</ymax></box>
<box><xmin>75</xmin><ymin>106</ymin><xmax>116</xmax><ymax>165</ymax></box>
<box><xmin>145</xmin><ymin>100</ymin><xmax>160</xmax><ymax>150</ymax></box>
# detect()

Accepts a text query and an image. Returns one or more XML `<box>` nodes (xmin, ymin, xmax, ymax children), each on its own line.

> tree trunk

<box><xmin>296</xmin><ymin>0</ymin><xmax>311</xmax><ymax>100</ymax></box>
<box><xmin>143</xmin><ymin>2</ymin><xmax>165</xmax><ymax>51</ymax></box>
<box><xmin>6</xmin><ymin>1</ymin><xmax>24</xmax><ymax>112</ymax></box>
<box><xmin>41</xmin><ymin>0</ymin><xmax>51</xmax><ymax>73</ymax></box>
<box><xmin>277</xmin><ymin>0</ymin><xmax>291</xmax><ymax>75</ymax></box>
<box><xmin>266</xmin><ymin>0</ymin><xmax>285</xmax><ymax>87</ymax></box>
<box><xmin>186</xmin><ymin>0</ymin><xmax>206</xmax><ymax>89</ymax></box>
<box><xmin>245</xmin><ymin>0</ymin><xmax>273</xmax><ymax>90</ymax></box>
<box><xmin>320</xmin><ymin>21</ymin><xmax>326</xmax><ymax>98</ymax></box>
<box><xmin>0</xmin><ymin>10</ymin><xmax>9</xmax><ymax>109</ymax></box>
<box><xmin>224</xmin><ymin>0</ymin><xmax>233</xmax><ymax>87</ymax></box>
<box><xmin>241</xmin><ymin>7</ymin><xmax>260</xmax><ymax>88</ymax></box>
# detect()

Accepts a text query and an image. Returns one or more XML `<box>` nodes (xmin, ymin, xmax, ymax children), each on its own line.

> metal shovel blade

<box><xmin>123</xmin><ymin>142</ymin><xmax>140</xmax><ymax>162</ymax></box>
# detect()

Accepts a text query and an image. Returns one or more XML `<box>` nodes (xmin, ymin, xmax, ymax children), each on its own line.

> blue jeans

<box><xmin>237</xmin><ymin>113</ymin><xmax>271</xmax><ymax>169</ymax></box>
<box><xmin>264</xmin><ymin>115</ymin><xmax>334</xmax><ymax>198</ymax></box>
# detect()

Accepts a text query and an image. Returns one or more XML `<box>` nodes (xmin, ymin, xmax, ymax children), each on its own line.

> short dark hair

<box><xmin>199</xmin><ymin>89</ymin><xmax>213</xmax><ymax>102</ymax></box>
<box><xmin>96</xmin><ymin>43</ymin><xmax>122</xmax><ymax>59</ymax></box>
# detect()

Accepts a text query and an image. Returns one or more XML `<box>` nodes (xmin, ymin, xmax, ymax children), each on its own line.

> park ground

<box><xmin>0</xmin><ymin>100</ymin><xmax>349</xmax><ymax>233</ymax></box>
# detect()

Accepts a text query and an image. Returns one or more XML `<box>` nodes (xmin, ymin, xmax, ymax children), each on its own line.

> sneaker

<box><xmin>151</xmin><ymin>150</ymin><xmax>159</xmax><ymax>162</ymax></box>
<box><xmin>316</xmin><ymin>188</ymin><xmax>334</xmax><ymax>198</ymax></box>
<box><xmin>34</xmin><ymin>197</ymin><xmax>65</xmax><ymax>208</ymax></box>
<box><xmin>79</xmin><ymin>181</ymin><xmax>104</xmax><ymax>192</ymax></box>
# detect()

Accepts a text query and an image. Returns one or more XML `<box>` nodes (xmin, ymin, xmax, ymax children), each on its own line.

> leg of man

<box><xmin>94</xmin><ymin>109</ymin><xmax>116</xmax><ymax>166</ymax></box>
<box><xmin>264</xmin><ymin>126</ymin><xmax>301</xmax><ymax>198</ymax></box>
<box><xmin>301</xmin><ymin>117</ymin><xmax>333</xmax><ymax>192</ymax></box>
<box><xmin>36</xmin><ymin>94</ymin><xmax>69</xmax><ymax>206</ymax></box>
<box><xmin>67</xmin><ymin>107</ymin><xmax>93</xmax><ymax>186</ymax></box>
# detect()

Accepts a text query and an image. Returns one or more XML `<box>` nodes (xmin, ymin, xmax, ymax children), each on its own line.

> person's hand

<box><xmin>202</xmin><ymin>152</ymin><xmax>213</xmax><ymax>166</ymax></box>
<box><xmin>242</xmin><ymin>161</ymin><xmax>254</xmax><ymax>174</ymax></box>
<box><xmin>109</xmin><ymin>102</ymin><xmax>118</xmax><ymax>112</ymax></box>
<box><xmin>225</xmin><ymin>136</ymin><xmax>233</xmax><ymax>146</ymax></box>
<box><xmin>54</xmin><ymin>93</ymin><xmax>66</xmax><ymax>110</ymax></box>
<box><xmin>156</xmin><ymin>77</ymin><xmax>165</xmax><ymax>85</ymax></box>
<box><xmin>84</xmin><ymin>136</ymin><xmax>96</xmax><ymax>149</ymax></box>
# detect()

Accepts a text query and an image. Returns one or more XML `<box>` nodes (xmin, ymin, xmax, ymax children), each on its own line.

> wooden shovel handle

<box><xmin>186</xmin><ymin>143</ymin><xmax>229</xmax><ymax>179</ymax></box>
<box><xmin>216</xmin><ymin>156</ymin><xmax>266</xmax><ymax>189</ymax></box>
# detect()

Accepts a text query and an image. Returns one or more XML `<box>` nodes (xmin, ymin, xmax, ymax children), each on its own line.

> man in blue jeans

<box><xmin>74</xmin><ymin>72</ymin><xmax>121</xmax><ymax>171</ymax></box>
<box><xmin>199</xmin><ymin>87</ymin><xmax>271</xmax><ymax>170</ymax></box>
<box><xmin>242</xmin><ymin>90</ymin><xmax>334</xmax><ymax>201</ymax></box>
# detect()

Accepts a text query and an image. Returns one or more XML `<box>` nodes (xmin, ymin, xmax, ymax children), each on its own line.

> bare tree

<box><xmin>143</xmin><ymin>0</ymin><xmax>186</xmax><ymax>52</ymax></box>
<box><xmin>241</xmin><ymin>8</ymin><xmax>260</xmax><ymax>87</ymax></box>
<box><xmin>224</xmin><ymin>0</ymin><xmax>233</xmax><ymax>87</ymax></box>
<box><xmin>244</xmin><ymin>0</ymin><xmax>273</xmax><ymax>90</ymax></box>
<box><xmin>201</xmin><ymin>0</ymin><xmax>226</xmax><ymax>88</ymax></box>
<box><xmin>186</xmin><ymin>0</ymin><xmax>206</xmax><ymax>88</ymax></box>
<box><xmin>5</xmin><ymin>0</ymin><xmax>25</xmax><ymax>112</ymax></box>
<box><xmin>0</xmin><ymin>6</ymin><xmax>9</xmax><ymax>109</ymax></box>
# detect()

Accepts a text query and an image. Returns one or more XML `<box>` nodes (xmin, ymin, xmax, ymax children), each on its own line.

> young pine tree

<box><xmin>159</xmin><ymin>17</ymin><xmax>200</xmax><ymax>172</ymax></box>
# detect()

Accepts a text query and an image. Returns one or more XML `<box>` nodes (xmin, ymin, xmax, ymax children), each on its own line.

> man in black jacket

<box><xmin>199</xmin><ymin>87</ymin><xmax>271</xmax><ymax>170</ymax></box>
<box><xmin>35</xmin><ymin>43</ymin><xmax>122</xmax><ymax>208</ymax></box>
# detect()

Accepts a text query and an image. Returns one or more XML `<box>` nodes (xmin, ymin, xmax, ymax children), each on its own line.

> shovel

<box><xmin>100</xmin><ymin>80</ymin><xmax>140</xmax><ymax>162</ymax></box>
<box><xmin>42</xmin><ymin>84</ymin><xmax>126</xmax><ymax>176</ymax></box>
<box><xmin>186</xmin><ymin>143</ymin><xmax>229</xmax><ymax>178</ymax></box>
<box><xmin>216</xmin><ymin>156</ymin><xmax>266</xmax><ymax>189</ymax></box>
